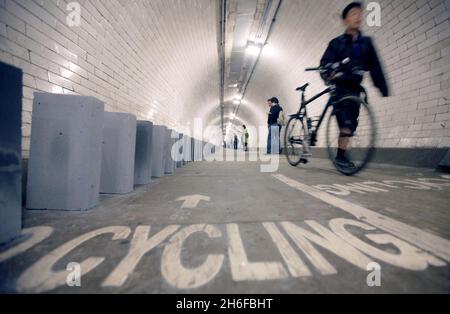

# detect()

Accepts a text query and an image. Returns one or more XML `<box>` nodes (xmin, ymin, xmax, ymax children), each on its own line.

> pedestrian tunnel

<box><xmin>0</xmin><ymin>0</ymin><xmax>450</xmax><ymax>294</ymax></box>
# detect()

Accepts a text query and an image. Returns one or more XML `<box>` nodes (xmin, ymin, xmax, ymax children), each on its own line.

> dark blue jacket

<box><xmin>268</xmin><ymin>104</ymin><xmax>283</xmax><ymax>125</ymax></box>
<box><xmin>320</xmin><ymin>33</ymin><xmax>389</xmax><ymax>97</ymax></box>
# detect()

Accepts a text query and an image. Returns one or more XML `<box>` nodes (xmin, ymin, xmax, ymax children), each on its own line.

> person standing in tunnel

<box><xmin>234</xmin><ymin>134</ymin><xmax>239</xmax><ymax>150</ymax></box>
<box><xmin>320</xmin><ymin>2</ymin><xmax>389</xmax><ymax>169</ymax></box>
<box><xmin>242</xmin><ymin>125</ymin><xmax>249</xmax><ymax>152</ymax></box>
<box><xmin>267</xmin><ymin>97</ymin><xmax>284</xmax><ymax>155</ymax></box>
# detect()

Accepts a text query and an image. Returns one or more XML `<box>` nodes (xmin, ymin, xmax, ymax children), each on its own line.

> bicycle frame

<box><xmin>294</xmin><ymin>85</ymin><xmax>335</xmax><ymax>135</ymax></box>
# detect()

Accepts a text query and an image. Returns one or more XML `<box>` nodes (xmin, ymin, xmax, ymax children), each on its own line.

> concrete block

<box><xmin>0</xmin><ymin>62</ymin><xmax>22</xmax><ymax>244</ymax></box>
<box><xmin>151</xmin><ymin>125</ymin><xmax>168</xmax><ymax>178</ymax></box>
<box><xmin>134</xmin><ymin>121</ymin><xmax>153</xmax><ymax>185</ymax></box>
<box><xmin>191</xmin><ymin>138</ymin><xmax>196</xmax><ymax>162</ymax></box>
<box><xmin>202</xmin><ymin>141</ymin><xmax>208</xmax><ymax>161</ymax></box>
<box><xmin>165</xmin><ymin>129</ymin><xmax>176</xmax><ymax>174</ymax></box>
<box><xmin>194</xmin><ymin>139</ymin><xmax>202</xmax><ymax>162</ymax></box>
<box><xmin>184</xmin><ymin>136</ymin><xmax>192</xmax><ymax>163</ymax></box>
<box><xmin>100</xmin><ymin>112</ymin><xmax>137</xmax><ymax>194</ymax></box>
<box><xmin>198</xmin><ymin>140</ymin><xmax>202</xmax><ymax>161</ymax></box>
<box><xmin>202</xmin><ymin>141</ymin><xmax>207</xmax><ymax>161</ymax></box>
<box><xmin>27</xmin><ymin>93</ymin><xmax>104</xmax><ymax>211</ymax></box>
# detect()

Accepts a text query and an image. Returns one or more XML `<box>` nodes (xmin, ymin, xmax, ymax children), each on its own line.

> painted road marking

<box><xmin>280</xmin><ymin>220</ymin><xmax>371</xmax><ymax>275</ymax></box>
<box><xmin>176</xmin><ymin>195</ymin><xmax>211</xmax><ymax>209</ymax></box>
<box><xmin>6</xmin><ymin>176</ymin><xmax>450</xmax><ymax>292</ymax></box>
<box><xmin>10</xmin><ymin>218</ymin><xmax>449</xmax><ymax>293</ymax></box>
<box><xmin>314</xmin><ymin>177</ymin><xmax>450</xmax><ymax>196</ymax></box>
<box><xmin>170</xmin><ymin>195</ymin><xmax>211</xmax><ymax>221</ymax></box>
<box><xmin>272</xmin><ymin>174</ymin><xmax>450</xmax><ymax>262</ymax></box>
<box><xmin>263</xmin><ymin>223</ymin><xmax>312</xmax><ymax>277</ymax></box>
<box><xmin>170</xmin><ymin>210</ymin><xmax>191</xmax><ymax>221</ymax></box>
<box><xmin>17</xmin><ymin>226</ymin><xmax>131</xmax><ymax>293</ymax></box>
<box><xmin>227</xmin><ymin>223</ymin><xmax>289</xmax><ymax>281</ymax></box>
<box><xmin>102</xmin><ymin>225</ymin><xmax>179</xmax><ymax>287</ymax></box>
<box><xmin>329</xmin><ymin>218</ymin><xmax>445</xmax><ymax>270</ymax></box>
<box><xmin>161</xmin><ymin>224</ymin><xmax>224</xmax><ymax>289</ymax></box>
<box><xmin>0</xmin><ymin>227</ymin><xmax>53</xmax><ymax>263</ymax></box>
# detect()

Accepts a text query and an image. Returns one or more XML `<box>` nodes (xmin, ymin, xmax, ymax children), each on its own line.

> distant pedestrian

<box><xmin>234</xmin><ymin>135</ymin><xmax>239</xmax><ymax>150</ymax></box>
<box><xmin>242</xmin><ymin>125</ymin><xmax>249</xmax><ymax>152</ymax></box>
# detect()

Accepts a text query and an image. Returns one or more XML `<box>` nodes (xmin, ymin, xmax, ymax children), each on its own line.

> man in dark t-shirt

<box><xmin>267</xmin><ymin>97</ymin><xmax>283</xmax><ymax>154</ymax></box>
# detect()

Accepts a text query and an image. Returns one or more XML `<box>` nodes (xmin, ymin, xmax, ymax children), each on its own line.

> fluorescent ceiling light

<box><xmin>246</xmin><ymin>42</ymin><xmax>262</xmax><ymax>56</ymax></box>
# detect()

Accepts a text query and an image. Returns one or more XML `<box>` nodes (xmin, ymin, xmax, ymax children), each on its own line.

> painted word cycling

<box><xmin>12</xmin><ymin>219</ymin><xmax>448</xmax><ymax>293</ymax></box>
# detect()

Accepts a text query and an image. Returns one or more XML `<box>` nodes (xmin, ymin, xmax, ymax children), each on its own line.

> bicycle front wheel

<box><xmin>284</xmin><ymin>116</ymin><xmax>309</xmax><ymax>166</ymax></box>
<box><xmin>326</xmin><ymin>96</ymin><xmax>376</xmax><ymax>176</ymax></box>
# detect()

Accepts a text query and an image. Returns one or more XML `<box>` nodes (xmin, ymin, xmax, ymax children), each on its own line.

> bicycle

<box><xmin>284</xmin><ymin>58</ymin><xmax>376</xmax><ymax>176</ymax></box>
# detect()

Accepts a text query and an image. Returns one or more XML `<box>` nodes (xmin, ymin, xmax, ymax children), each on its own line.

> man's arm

<box><xmin>368</xmin><ymin>38</ymin><xmax>389</xmax><ymax>97</ymax></box>
<box><xmin>320</xmin><ymin>39</ymin><xmax>339</xmax><ymax>82</ymax></box>
<box><xmin>320</xmin><ymin>39</ymin><xmax>338</xmax><ymax>66</ymax></box>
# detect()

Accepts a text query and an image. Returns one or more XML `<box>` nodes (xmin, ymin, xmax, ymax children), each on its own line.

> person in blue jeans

<box><xmin>267</xmin><ymin>97</ymin><xmax>283</xmax><ymax>154</ymax></box>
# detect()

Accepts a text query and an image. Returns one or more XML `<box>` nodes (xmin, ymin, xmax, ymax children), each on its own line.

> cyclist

<box><xmin>320</xmin><ymin>2</ymin><xmax>389</xmax><ymax>169</ymax></box>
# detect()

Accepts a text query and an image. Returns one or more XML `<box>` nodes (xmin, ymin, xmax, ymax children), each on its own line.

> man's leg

<box><xmin>270</xmin><ymin>124</ymin><xmax>280</xmax><ymax>155</ymax></box>
<box><xmin>334</xmin><ymin>95</ymin><xmax>360</xmax><ymax>167</ymax></box>
<box><xmin>267</xmin><ymin>126</ymin><xmax>272</xmax><ymax>154</ymax></box>
<box><xmin>338</xmin><ymin>128</ymin><xmax>352</xmax><ymax>157</ymax></box>
<box><xmin>278</xmin><ymin>126</ymin><xmax>282</xmax><ymax>154</ymax></box>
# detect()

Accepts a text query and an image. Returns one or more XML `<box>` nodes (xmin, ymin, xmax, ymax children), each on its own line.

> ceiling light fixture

<box><xmin>245</xmin><ymin>42</ymin><xmax>263</xmax><ymax>56</ymax></box>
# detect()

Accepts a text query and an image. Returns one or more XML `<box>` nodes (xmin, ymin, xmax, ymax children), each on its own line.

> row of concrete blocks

<box><xmin>26</xmin><ymin>93</ymin><xmax>215</xmax><ymax>211</ymax></box>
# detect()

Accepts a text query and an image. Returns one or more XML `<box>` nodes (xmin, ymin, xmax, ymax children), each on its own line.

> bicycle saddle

<box><xmin>296</xmin><ymin>83</ymin><xmax>310</xmax><ymax>92</ymax></box>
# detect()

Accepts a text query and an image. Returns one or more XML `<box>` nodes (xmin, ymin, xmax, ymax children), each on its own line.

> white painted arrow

<box><xmin>176</xmin><ymin>195</ymin><xmax>211</xmax><ymax>209</ymax></box>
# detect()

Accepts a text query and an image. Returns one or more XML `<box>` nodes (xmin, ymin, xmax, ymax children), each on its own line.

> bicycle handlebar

<box><xmin>305</xmin><ymin>57</ymin><xmax>351</xmax><ymax>72</ymax></box>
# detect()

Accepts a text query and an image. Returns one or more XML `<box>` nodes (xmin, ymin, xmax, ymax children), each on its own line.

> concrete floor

<box><xmin>1</xmin><ymin>153</ymin><xmax>450</xmax><ymax>294</ymax></box>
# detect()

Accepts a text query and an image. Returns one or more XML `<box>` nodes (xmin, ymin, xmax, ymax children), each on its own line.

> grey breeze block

<box><xmin>164</xmin><ymin>129</ymin><xmax>176</xmax><ymax>174</ymax></box>
<box><xmin>134</xmin><ymin>121</ymin><xmax>153</xmax><ymax>185</ymax></box>
<box><xmin>184</xmin><ymin>135</ymin><xmax>192</xmax><ymax>164</ymax></box>
<box><xmin>100</xmin><ymin>112</ymin><xmax>137</xmax><ymax>194</ymax></box>
<box><xmin>151</xmin><ymin>125</ymin><xmax>168</xmax><ymax>178</ymax></box>
<box><xmin>27</xmin><ymin>93</ymin><xmax>104</xmax><ymax>211</ymax></box>
<box><xmin>0</xmin><ymin>62</ymin><xmax>22</xmax><ymax>243</ymax></box>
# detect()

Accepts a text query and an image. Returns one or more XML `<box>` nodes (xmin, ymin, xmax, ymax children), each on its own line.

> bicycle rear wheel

<box><xmin>326</xmin><ymin>96</ymin><xmax>376</xmax><ymax>176</ymax></box>
<box><xmin>284</xmin><ymin>116</ymin><xmax>309</xmax><ymax>166</ymax></box>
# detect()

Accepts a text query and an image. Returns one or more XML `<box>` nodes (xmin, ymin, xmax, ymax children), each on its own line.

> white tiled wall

<box><xmin>0</xmin><ymin>0</ymin><xmax>220</xmax><ymax>157</ymax></box>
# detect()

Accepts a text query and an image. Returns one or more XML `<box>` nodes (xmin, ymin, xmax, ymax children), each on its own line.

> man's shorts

<box><xmin>333</xmin><ymin>93</ymin><xmax>361</xmax><ymax>134</ymax></box>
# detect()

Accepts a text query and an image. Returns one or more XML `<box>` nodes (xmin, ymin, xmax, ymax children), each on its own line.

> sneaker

<box><xmin>335</xmin><ymin>156</ymin><xmax>356</xmax><ymax>169</ymax></box>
